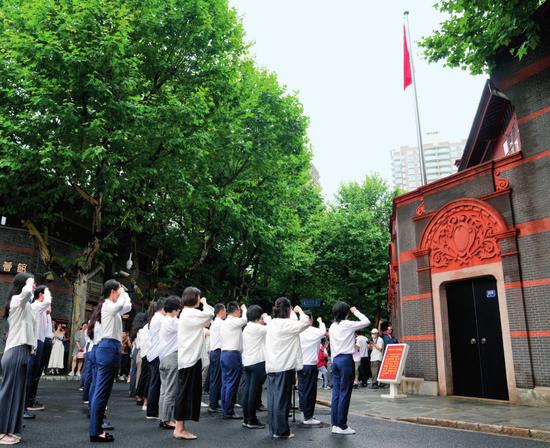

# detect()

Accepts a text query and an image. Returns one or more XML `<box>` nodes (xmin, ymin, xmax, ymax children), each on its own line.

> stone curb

<box><xmin>315</xmin><ymin>399</ymin><xmax>550</xmax><ymax>441</ymax></box>
<box><xmin>40</xmin><ymin>376</ymin><xmax>81</xmax><ymax>382</ymax></box>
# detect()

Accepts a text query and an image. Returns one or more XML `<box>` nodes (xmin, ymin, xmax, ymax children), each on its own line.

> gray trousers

<box><xmin>0</xmin><ymin>344</ymin><xmax>30</xmax><ymax>435</ymax></box>
<box><xmin>267</xmin><ymin>370</ymin><xmax>294</xmax><ymax>436</ymax></box>
<box><xmin>159</xmin><ymin>351</ymin><xmax>178</xmax><ymax>422</ymax></box>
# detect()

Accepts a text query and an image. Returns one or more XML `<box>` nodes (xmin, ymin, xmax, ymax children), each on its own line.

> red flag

<box><xmin>403</xmin><ymin>25</ymin><xmax>412</xmax><ymax>90</ymax></box>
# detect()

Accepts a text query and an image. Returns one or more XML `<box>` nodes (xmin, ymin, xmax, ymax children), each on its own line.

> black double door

<box><xmin>446</xmin><ymin>276</ymin><xmax>509</xmax><ymax>400</ymax></box>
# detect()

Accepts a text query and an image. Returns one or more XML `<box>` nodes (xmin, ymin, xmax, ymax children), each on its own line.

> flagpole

<box><xmin>404</xmin><ymin>11</ymin><xmax>427</xmax><ymax>186</ymax></box>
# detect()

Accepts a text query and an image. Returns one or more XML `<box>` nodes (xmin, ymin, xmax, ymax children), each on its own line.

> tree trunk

<box><xmin>70</xmin><ymin>270</ymin><xmax>88</xmax><ymax>355</ymax></box>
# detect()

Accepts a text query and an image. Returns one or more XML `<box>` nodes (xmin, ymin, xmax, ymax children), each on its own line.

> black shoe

<box><xmin>28</xmin><ymin>401</ymin><xmax>45</xmax><ymax>411</ymax></box>
<box><xmin>135</xmin><ymin>399</ymin><xmax>144</xmax><ymax>406</ymax></box>
<box><xmin>207</xmin><ymin>407</ymin><xmax>220</xmax><ymax>413</ymax></box>
<box><xmin>371</xmin><ymin>384</ymin><xmax>379</xmax><ymax>389</ymax></box>
<box><xmin>102</xmin><ymin>421</ymin><xmax>114</xmax><ymax>431</ymax></box>
<box><xmin>90</xmin><ymin>433</ymin><xmax>115</xmax><ymax>443</ymax></box>
<box><xmin>222</xmin><ymin>415</ymin><xmax>242</xmax><ymax>420</ymax></box>
<box><xmin>256</xmin><ymin>406</ymin><xmax>268</xmax><ymax>412</ymax></box>
<box><xmin>23</xmin><ymin>410</ymin><xmax>36</xmax><ymax>419</ymax></box>
<box><xmin>159</xmin><ymin>421</ymin><xmax>175</xmax><ymax>430</ymax></box>
<box><xmin>246</xmin><ymin>422</ymin><xmax>265</xmax><ymax>429</ymax></box>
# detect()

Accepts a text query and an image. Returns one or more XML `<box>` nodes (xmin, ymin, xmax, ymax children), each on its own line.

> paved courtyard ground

<box><xmin>19</xmin><ymin>381</ymin><xmax>550</xmax><ymax>447</ymax></box>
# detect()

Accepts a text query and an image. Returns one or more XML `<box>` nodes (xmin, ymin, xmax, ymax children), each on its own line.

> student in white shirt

<box><xmin>241</xmin><ymin>305</ymin><xmax>268</xmax><ymax>429</ymax></box>
<box><xmin>25</xmin><ymin>285</ymin><xmax>52</xmax><ymax>414</ymax></box>
<box><xmin>134</xmin><ymin>321</ymin><xmax>151</xmax><ymax>408</ymax></box>
<box><xmin>328</xmin><ymin>301</ymin><xmax>370</xmax><ymax>435</ymax></box>
<box><xmin>0</xmin><ymin>273</ymin><xmax>36</xmax><ymax>445</ymax></box>
<box><xmin>158</xmin><ymin>296</ymin><xmax>182</xmax><ymax>430</ymax></box>
<box><xmin>220</xmin><ymin>301</ymin><xmax>247</xmax><ymax>419</ymax></box>
<box><xmin>207</xmin><ymin>303</ymin><xmax>226</xmax><ymax>412</ymax></box>
<box><xmin>146</xmin><ymin>297</ymin><xmax>166</xmax><ymax>419</ymax></box>
<box><xmin>173</xmin><ymin>287</ymin><xmax>214</xmax><ymax>441</ymax></box>
<box><xmin>89</xmin><ymin>279</ymin><xmax>132</xmax><ymax>443</ymax></box>
<box><xmin>356</xmin><ymin>332</ymin><xmax>370</xmax><ymax>387</ymax></box>
<box><xmin>298</xmin><ymin>311</ymin><xmax>326</xmax><ymax>425</ymax></box>
<box><xmin>265</xmin><ymin>298</ymin><xmax>309</xmax><ymax>439</ymax></box>
<box><xmin>368</xmin><ymin>328</ymin><xmax>385</xmax><ymax>389</ymax></box>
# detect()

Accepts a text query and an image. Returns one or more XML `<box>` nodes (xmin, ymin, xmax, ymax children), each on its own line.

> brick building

<box><xmin>388</xmin><ymin>11</ymin><xmax>550</xmax><ymax>405</ymax></box>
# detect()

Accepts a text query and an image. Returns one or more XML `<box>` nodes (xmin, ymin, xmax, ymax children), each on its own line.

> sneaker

<box><xmin>68</xmin><ymin>372</ymin><xmax>74</xmax><ymax>377</ymax></box>
<box><xmin>200</xmin><ymin>402</ymin><xmax>208</xmax><ymax>408</ymax></box>
<box><xmin>246</xmin><ymin>422</ymin><xmax>265</xmax><ymax>429</ymax></box>
<box><xmin>207</xmin><ymin>407</ymin><xmax>220</xmax><ymax>413</ymax></box>
<box><xmin>235</xmin><ymin>403</ymin><xmax>242</xmax><ymax>408</ymax></box>
<box><xmin>332</xmin><ymin>426</ymin><xmax>356</xmax><ymax>435</ymax></box>
<box><xmin>23</xmin><ymin>411</ymin><xmax>36</xmax><ymax>419</ymax></box>
<box><xmin>28</xmin><ymin>401</ymin><xmax>45</xmax><ymax>411</ymax></box>
<box><xmin>102</xmin><ymin>421</ymin><xmax>114</xmax><ymax>430</ymax></box>
<box><xmin>241</xmin><ymin>421</ymin><xmax>248</xmax><ymax>428</ymax></box>
<box><xmin>146</xmin><ymin>415</ymin><xmax>160</xmax><ymax>420</ymax></box>
<box><xmin>78</xmin><ymin>387</ymin><xmax>84</xmax><ymax>392</ymax></box>
<box><xmin>303</xmin><ymin>418</ymin><xmax>321</xmax><ymax>425</ymax></box>
<box><xmin>273</xmin><ymin>433</ymin><xmax>295</xmax><ymax>439</ymax></box>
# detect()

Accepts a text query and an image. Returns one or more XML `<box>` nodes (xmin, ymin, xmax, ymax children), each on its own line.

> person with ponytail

<box><xmin>89</xmin><ymin>280</ymin><xmax>132</xmax><ymax>443</ymax></box>
<box><xmin>173</xmin><ymin>287</ymin><xmax>214</xmax><ymax>440</ymax></box>
<box><xmin>0</xmin><ymin>272</ymin><xmax>36</xmax><ymax>445</ymax></box>
<box><xmin>328</xmin><ymin>301</ymin><xmax>370</xmax><ymax>435</ymax></box>
<box><xmin>264</xmin><ymin>298</ymin><xmax>309</xmax><ymax>439</ymax></box>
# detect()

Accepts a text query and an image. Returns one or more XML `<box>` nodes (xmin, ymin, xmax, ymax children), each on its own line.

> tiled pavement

<box><xmin>316</xmin><ymin>384</ymin><xmax>550</xmax><ymax>441</ymax></box>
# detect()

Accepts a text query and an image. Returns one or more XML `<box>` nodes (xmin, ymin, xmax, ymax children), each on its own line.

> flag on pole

<box><xmin>403</xmin><ymin>25</ymin><xmax>412</xmax><ymax>90</ymax></box>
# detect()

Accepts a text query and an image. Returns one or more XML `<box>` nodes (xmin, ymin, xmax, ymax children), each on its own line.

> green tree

<box><xmin>420</xmin><ymin>0</ymin><xmax>546</xmax><ymax>74</ymax></box>
<box><xmin>311</xmin><ymin>175</ymin><xmax>397</xmax><ymax>322</ymax></box>
<box><xmin>0</xmin><ymin>0</ymin><xmax>247</xmax><ymax>330</ymax></box>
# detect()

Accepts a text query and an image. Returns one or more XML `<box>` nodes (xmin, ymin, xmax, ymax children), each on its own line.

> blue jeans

<box><xmin>331</xmin><ymin>354</ymin><xmax>354</xmax><ymax>429</ymax></box>
<box><xmin>220</xmin><ymin>351</ymin><xmax>242</xmax><ymax>417</ymax></box>
<box><xmin>89</xmin><ymin>339</ymin><xmax>120</xmax><ymax>436</ymax></box>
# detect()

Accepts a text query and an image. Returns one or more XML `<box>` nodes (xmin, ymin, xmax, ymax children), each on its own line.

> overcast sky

<box><xmin>228</xmin><ymin>0</ymin><xmax>487</xmax><ymax>199</ymax></box>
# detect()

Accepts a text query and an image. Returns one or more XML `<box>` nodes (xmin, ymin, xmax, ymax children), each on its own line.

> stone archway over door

<box><xmin>417</xmin><ymin>199</ymin><xmax>517</xmax><ymax>401</ymax></box>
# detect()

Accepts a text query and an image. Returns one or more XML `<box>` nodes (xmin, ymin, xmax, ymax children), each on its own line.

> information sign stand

<box><xmin>377</xmin><ymin>343</ymin><xmax>409</xmax><ymax>399</ymax></box>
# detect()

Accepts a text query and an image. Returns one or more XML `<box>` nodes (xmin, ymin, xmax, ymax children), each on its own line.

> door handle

<box><xmin>470</xmin><ymin>338</ymin><xmax>477</xmax><ymax>345</ymax></box>
<box><xmin>481</xmin><ymin>337</ymin><xmax>487</xmax><ymax>345</ymax></box>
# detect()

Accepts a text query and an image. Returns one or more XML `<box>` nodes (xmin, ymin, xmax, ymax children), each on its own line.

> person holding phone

<box><xmin>368</xmin><ymin>329</ymin><xmax>384</xmax><ymax>389</ymax></box>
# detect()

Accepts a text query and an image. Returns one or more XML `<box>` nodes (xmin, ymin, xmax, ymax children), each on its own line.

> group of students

<box><xmin>0</xmin><ymin>273</ymin><xmax>56</xmax><ymax>445</ymax></box>
<box><xmin>0</xmin><ymin>272</ymin><xmax>372</xmax><ymax>444</ymax></box>
<box><xmin>123</xmin><ymin>290</ymin><xmax>371</xmax><ymax>440</ymax></box>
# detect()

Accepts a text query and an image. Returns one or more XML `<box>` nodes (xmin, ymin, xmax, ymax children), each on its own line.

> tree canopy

<box><xmin>0</xmin><ymin>0</ymin><xmax>396</xmax><ymax>326</ymax></box>
<box><xmin>420</xmin><ymin>0</ymin><xmax>546</xmax><ymax>74</ymax></box>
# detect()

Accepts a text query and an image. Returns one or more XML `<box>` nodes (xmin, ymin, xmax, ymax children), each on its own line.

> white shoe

<box><xmin>332</xmin><ymin>426</ymin><xmax>356</xmax><ymax>435</ymax></box>
<box><xmin>200</xmin><ymin>402</ymin><xmax>208</xmax><ymax>408</ymax></box>
<box><xmin>141</xmin><ymin>405</ymin><xmax>147</xmax><ymax>411</ymax></box>
<box><xmin>68</xmin><ymin>372</ymin><xmax>74</xmax><ymax>377</ymax></box>
<box><xmin>235</xmin><ymin>403</ymin><xmax>242</xmax><ymax>408</ymax></box>
<box><xmin>303</xmin><ymin>418</ymin><xmax>321</xmax><ymax>425</ymax></box>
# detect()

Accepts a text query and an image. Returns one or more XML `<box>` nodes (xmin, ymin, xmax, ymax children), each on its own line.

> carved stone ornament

<box><xmin>494</xmin><ymin>170</ymin><xmax>510</xmax><ymax>191</ymax></box>
<box><xmin>420</xmin><ymin>199</ymin><xmax>508</xmax><ymax>271</ymax></box>
<box><xmin>416</xmin><ymin>199</ymin><xmax>425</xmax><ymax>217</ymax></box>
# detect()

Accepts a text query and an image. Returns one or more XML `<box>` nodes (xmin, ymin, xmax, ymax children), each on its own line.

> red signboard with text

<box><xmin>378</xmin><ymin>343</ymin><xmax>409</xmax><ymax>383</ymax></box>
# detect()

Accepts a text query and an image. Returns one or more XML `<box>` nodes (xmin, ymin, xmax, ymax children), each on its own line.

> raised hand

<box><xmin>350</xmin><ymin>306</ymin><xmax>357</xmax><ymax>314</ymax></box>
<box><xmin>293</xmin><ymin>305</ymin><xmax>303</xmax><ymax>314</ymax></box>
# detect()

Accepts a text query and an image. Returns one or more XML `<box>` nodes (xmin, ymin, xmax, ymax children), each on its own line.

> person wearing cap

<box><xmin>368</xmin><ymin>329</ymin><xmax>384</xmax><ymax>389</ymax></box>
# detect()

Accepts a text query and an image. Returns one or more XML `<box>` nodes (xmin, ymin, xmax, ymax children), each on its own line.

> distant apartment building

<box><xmin>391</xmin><ymin>138</ymin><xmax>466</xmax><ymax>191</ymax></box>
